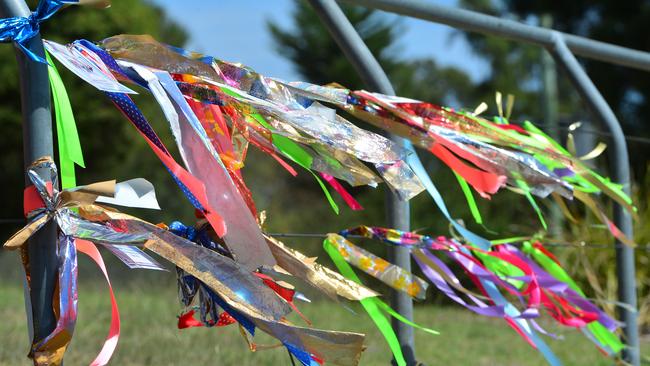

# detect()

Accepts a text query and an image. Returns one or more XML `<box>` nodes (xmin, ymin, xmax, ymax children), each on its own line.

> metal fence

<box><xmin>309</xmin><ymin>1</ymin><xmax>645</xmax><ymax>365</ymax></box>
<box><xmin>1</xmin><ymin>0</ymin><xmax>646</xmax><ymax>365</ymax></box>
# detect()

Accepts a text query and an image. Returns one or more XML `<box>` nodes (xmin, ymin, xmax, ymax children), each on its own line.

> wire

<box><xmin>534</xmin><ymin>125</ymin><xmax>650</xmax><ymax>145</ymax></box>
<box><xmin>2</xmin><ymin>218</ymin><xmax>647</xmax><ymax>250</ymax></box>
<box><xmin>266</xmin><ymin>232</ymin><xmax>650</xmax><ymax>251</ymax></box>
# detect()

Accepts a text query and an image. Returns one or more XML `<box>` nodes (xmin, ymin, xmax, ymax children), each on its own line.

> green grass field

<box><xmin>0</xmin><ymin>252</ymin><xmax>647</xmax><ymax>365</ymax></box>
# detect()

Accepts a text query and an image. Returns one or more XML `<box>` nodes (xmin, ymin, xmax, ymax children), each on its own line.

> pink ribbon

<box><xmin>320</xmin><ymin>173</ymin><xmax>363</xmax><ymax>211</ymax></box>
<box><xmin>76</xmin><ymin>240</ymin><xmax>120</xmax><ymax>366</ymax></box>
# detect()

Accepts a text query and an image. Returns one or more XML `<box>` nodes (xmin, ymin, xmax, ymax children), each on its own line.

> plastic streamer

<box><xmin>53</xmin><ymin>35</ymin><xmax>634</xmax><ymax>245</ymax></box>
<box><xmin>137</xmin><ymin>222</ymin><xmax>366</xmax><ymax>366</ymax></box>
<box><xmin>337</xmin><ymin>226</ymin><xmax>623</xmax><ymax>359</ymax></box>
<box><xmin>99</xmin><ymin>34</ymin><xmax>425</xmax><ymax>206</ymax></box>
<box><xmin>324</xmin><ymin>236</ymin><xmax>438</xmax><ymax>366</ymax></box>
<box><xmin>46</xmin><ymin>51</ymin><xmax>84</xmax><ymax>189</ymax></box>
<box><xmin>120</xmin><ymin>63</ymin><xmax>276</xmax><ymax>270</ymax></box>
<box><xmin>283</xmin><ymin>83</ymin><xmax>635</xmax><ymax>242</ymax></box>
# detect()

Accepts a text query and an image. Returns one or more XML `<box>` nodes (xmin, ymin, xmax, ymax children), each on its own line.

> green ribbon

<box><xmin>250</xmin><ymin>113</ymin><xmax>339</xmax><ymax>214</ymax></box>
<box><xmin>323</xmin><ymin>237</ymin><xmax>405</xmax><ymax>366</ymax></box>
<box><xmin>453</xmin><ymin>171</ymin><xmax>483</xmax><ymax>225</ymax></box>
<box><xmin>323</xmin><ymin>237</ymin><xmax>439</xmax><ymax>366</ymax></box>
<box><xmin>46</xmin><ymin>51</ymin><xmax>84</xmax><ymax>189</ymax></box>
<box><xmin>514</xmin><ymin>178</ymin><xmax>547</xmax><ymax>231</ymax></box>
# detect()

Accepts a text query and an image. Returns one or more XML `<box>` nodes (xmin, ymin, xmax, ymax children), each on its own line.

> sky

<box><xmin>149</xmin><ymin>0</ymin><xmax>490</xmax><ymax>82</ymax></box>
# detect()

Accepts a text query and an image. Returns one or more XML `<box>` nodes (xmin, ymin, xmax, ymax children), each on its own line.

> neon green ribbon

<box><xmin>453</xmin><ymin>171</ymin><xmax>483</xmax><ymax>225</ymax></box>
<box><xmin>46</xmin><ymin>51</ymin><xmax>84</xmax><ymax>189</ymax></box>
<box><xmin>515</xmin><ymin>178</ymin><xmax>547</xmax><ymax>230</ymax></box>
<box><xmin>323</xmin><ymin>236</ymin><xmax>439</xmax><ymax>365</ymax></box>
<box><xmin>250</xmin><ymin>113</ymin><xmax>339</xmax><ymax>214</ymax></box>
<box><xmin>323</xmin><ymin>237</ymin><xmax>405</xmax><ymax>366</ymax></box>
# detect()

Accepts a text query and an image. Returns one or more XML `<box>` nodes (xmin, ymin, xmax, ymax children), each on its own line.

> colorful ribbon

<box><xmin>339</xmin><ymin>225</ymin><xmax>624</xmax><ymax>361</ymax></box>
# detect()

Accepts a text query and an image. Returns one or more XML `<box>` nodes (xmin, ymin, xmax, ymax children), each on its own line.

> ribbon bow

<box><xmin>8</xmin><ymin>156</ymin><xmax>148</xmax><ymax>249</ymax></box>
<box><xmin>0</xmin><ymin>0</ymin><xmax>77</xmax><ymax>63</ymax></box>
<box><xmin>5</xmin><ymin>156</ymin><xmax>156</xmax><ymax>366</ymax></box>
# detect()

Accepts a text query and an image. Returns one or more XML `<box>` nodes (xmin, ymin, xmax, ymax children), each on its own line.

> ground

<box><xmin>0</xmin><ymin>252</ymin><xmax>647</xmax><ymax>365</ymax></box>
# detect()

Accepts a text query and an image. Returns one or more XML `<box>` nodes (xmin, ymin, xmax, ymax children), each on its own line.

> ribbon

<box><xmin>326</xmin><ymin>233</ymin><xmax>428</xmax><ymax>300</ymax></box>
<box><xmin>264</xmin><ymin>234</ymin><xmax>378</xmax><ymax>302</ymax></box>
<box><xmin>74</xmin><ymin>40</ymin><xmax>230</xmax><ymax>241</ymax></box>
<box><xmin>119</xmin><ymin>63</ymin><xmax>275</xmax><ymax>270</ymax></box>
<box><xmin>340</xmin><ymin>225</ymin><xmax>623</xmax><ymax>362</ymax></box>
<box><xmin>140</xmin><ymin>223</ymin><xmax>365</xmax><ymax>366</ymax></box>
<box><xmin>453</xmin><ymin>171</ymin><xmax>483</xmax><ymax>225</ymax></box>
<box><xmin>75</xmin><ymin>239</ymin><xmax>120</xmax><ymax>366</ymax></box>
<box><xmin>320</xmin><ymin>173</ymin><xmax>363</xmax><ymax>211</ymax></box>
<box><xmin>29</xmin><ymin>233</ymin><xmax>77</xmax><ymax>366</ymax></box>
<box><xmin>0</xmin><ymin>0</ymin><xmax>77</xmax><ymax>63</ymax></box>
<box><xmin>46</xmin><ymin>51</ymin><xmax>84</xmax><ymax>189</ymax></box>
<box><xmin>323</xmin><ymin>237</ymin><xmax>406</xmax><ymax>366</ymax></box>
<box><xmin>254</xmin><ymin>272</ymin><xmax>312</xmax><ymax>325</ymax></box>
<box><xmin>323</xmin><ymin>235</ymin><xmax>439</xmax><ymax>366</ymax></box>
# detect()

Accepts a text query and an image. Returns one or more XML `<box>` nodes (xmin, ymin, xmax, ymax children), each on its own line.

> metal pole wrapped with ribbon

<box><xmin>0</xmin><ymin>1</ymin><xmax>78</xmax><ymax>363</ymax></box>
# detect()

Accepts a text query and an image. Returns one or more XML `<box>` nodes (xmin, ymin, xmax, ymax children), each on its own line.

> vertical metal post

<box><xmin>540</xmin><ymin>14</ymin><xmax>562</xmax><ymax>239</ymax></box>
<box><xmin>548</xmin><ymin>32</ymin><xmax>639</xmax><ymax>366</ymax></box>
<box><xmin>305</xmin><ymin>0</ymin><xmax>417</xmax><ymax>364</ymax></box>
<box><xmin>0</xmin><ymin>0</ymin><xmax>58</xmax><ymax>356</ymax></box>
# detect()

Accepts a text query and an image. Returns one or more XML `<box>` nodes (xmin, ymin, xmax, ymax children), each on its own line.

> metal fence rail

<box><xmin>340</xmin><ymin>0</ymin><xmax>650</xmax><ymax>72</ymax></box>
<box><xmin>317</xmin><ymin>1</ymin><xmax>644</xmax><ymax>365</ymax></box>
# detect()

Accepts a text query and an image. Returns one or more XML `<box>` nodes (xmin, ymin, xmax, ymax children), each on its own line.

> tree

<box><xmin>268</xmin><ymin>1</ymin><xmax>477</xmax><ymax>106</ymax></box>
<box><xmin>0</xmin><ymin>0</ymin><xmax>189</xmax><ymax>240</ymax></box>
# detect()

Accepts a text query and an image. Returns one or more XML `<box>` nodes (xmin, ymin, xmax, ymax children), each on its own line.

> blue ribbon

<box><xmin>0</xmin><ymin>0</ymin><xmax>77</xmax><ymax>63</ymax></box>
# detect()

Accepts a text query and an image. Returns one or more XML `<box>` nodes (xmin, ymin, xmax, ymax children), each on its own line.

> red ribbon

<box><xmin>177</xmin><ymin>309</ymin><xmax>236</xmax><ymax>329</ymax></box>
<box><xmin>23</xmin><ymin>182</ymin><xmax>52</xmax><ymax>217</ymax></box>
<box><xmin>254</xmin><ymin>273</ymin><xmax>311</xmax><ymax>325</ymax></box>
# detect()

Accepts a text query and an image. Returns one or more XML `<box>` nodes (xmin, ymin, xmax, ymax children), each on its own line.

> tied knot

<box><xmin>0</xmin><ymin>0</ymin><xmax>77</xmax><ymax>63</ymax></box>
<box><xmin>23</xmin><ymin>156</ymin><xmax>60</xmax><ymax>218</ymax></box>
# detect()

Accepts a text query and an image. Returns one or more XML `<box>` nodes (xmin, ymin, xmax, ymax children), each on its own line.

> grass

<box><xmin>0</xmin><ymin>252</ymin><xmax>648</xmax><ymax>365</ymax></box>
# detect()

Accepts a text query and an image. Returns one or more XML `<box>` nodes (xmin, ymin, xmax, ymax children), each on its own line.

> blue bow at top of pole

<box><xmin>0</xmin><ymin>0</ymin><xmax>78</xmax><ymax>63</ymax></box>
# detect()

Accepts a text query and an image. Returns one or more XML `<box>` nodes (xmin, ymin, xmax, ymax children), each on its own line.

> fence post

<box><xmin>306</xmin><ymin>0</ymin><xmax>418</xmax><ymax>364</ymax></box>
<box><xmin>0</xmin><ymin>0</ymin><xmax>59</xmax><ymax>358</ymax></box>
<box><xmin>547</xmin><ymin>32</ymin><xmax>639</xmax><ymax>366</ymax></box>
